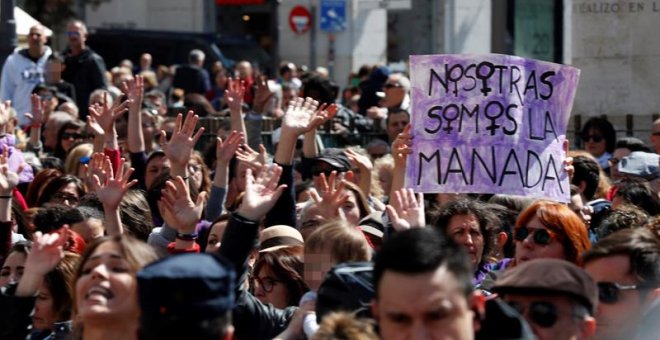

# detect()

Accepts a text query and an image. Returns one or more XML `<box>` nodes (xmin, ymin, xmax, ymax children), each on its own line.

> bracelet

<box><xmin>0</xmin><ymin>195</ymin><xmax>12</xmax><ymax>199</ymax></box>
<box><xmin>175</xmin><ymin>231</ymin><xmax>198</xmax><ymax>241</ymax></box>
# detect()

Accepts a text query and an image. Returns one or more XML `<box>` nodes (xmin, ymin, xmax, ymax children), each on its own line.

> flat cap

<box><xmin>618</xmin><ymin>151</ymin><xmax>660</xmax><ymax>180</ymax></box>
<box><xmin>492</xmin><ymin>259</ymin><xmax>597</xmax><ymax>314</ymax></box>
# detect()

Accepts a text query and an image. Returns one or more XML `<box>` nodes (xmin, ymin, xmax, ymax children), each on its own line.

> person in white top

<box><xmin>0</xmin><ymin>24</ymin><xmax>52</xmax><ymax>127</ymax></box>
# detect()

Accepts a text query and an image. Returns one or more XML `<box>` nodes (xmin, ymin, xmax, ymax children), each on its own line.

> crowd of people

<box><xmin>0</xmin><ymin>19</ymin><xmax>658</xmax><ymax>340</ymax></box>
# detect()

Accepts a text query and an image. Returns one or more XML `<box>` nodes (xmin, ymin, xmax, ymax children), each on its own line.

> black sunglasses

<box><xmin>582</xmin><ymin>134</ymin><xmax>604</xmax><ymax>143</ymax></box>
<box><xmin>507</xmin><ymin>301</ymin><xmax>558</xmax><ymax>328</ymax></box>
<box><xmin>597</xmin><ymin>282</ymin><xmax>641</xmax><ymax>304</ymax></box>
<box><xmin>514</xmin><ymin>226</ymin><xmax>554</xmax><ymax>245</ymax></box>
<box><xmin>384</xmin><ymin>83</ymin><xmax>402</xmax><ymax>89</ymax></box>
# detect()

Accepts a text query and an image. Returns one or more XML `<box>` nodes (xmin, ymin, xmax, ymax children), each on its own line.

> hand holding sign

<box><xmin>407</xmin><ymin>54</ymin><xmax>580</xmax><ymax>202</ymax></box>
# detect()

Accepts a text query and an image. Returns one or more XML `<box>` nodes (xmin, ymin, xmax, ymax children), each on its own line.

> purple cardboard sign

<box><xmin>406</xmin><ymin>54</ymin><xmax>580</xmax><ymax>202</ymax></box>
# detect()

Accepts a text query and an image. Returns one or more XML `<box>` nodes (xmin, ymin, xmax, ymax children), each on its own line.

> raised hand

<box><xmin>563</xmin><ymin>139</ymin><xmax>574</xmax><ymax>180</ymax></box>
<box><xmin>88</xmin><ymin>92</ymin><xmax>131</xmax><ymax>134</ymax></box>
<box><xmin>253</xmin><ymin>75</ymin><xmax>274</xmax><ymax>114</ymax></box>
<box><xmin>282</xmin><ymin>97</ymin><xmax>323</xmax><ymax>135</ymax></box>
<box><xmin>15</xmin><ymin>231</ymin><xmax>65</xmax><ymax>297</ymax></box>
<box><xmin>159</xmin><ymin>111</ymin><xmax>205</xmax><ymax>167</ymax></box>
<box><xmin>0</xmin><ymin>100</ymin><xmax>11</xmax><ymax>127</ymax></box>
<box><xmin>121</xmin><ymin>75</ymin><xmax>144</xmax><ymax>114</ymax></box>
<box><xmin>0</xmin><ymin>148</ymin><xmax>20</xmax><ymax>195</ymax></box>
<box><xmin>160</xmin><ymin>176</ymin><xmax>207</xmax><ymax>233</ymax></box>
<box><xmin>236</xmin><ymin>143</ymin><xmax>267</xmax><ymax>172</ymax></box>
<box><xmin>385</xmin><ymin>188</ymin><xmax>425</xmax><ymax>231</ymax></box>
<box><xmin>25</xmin><ymin>94</ymin><xmax>45</xmax><ymax>127</ymax></box>
<box><xmin>224</xmin><ymin>77</ymin><xmax>245</xmax><ymax>114</ymax></box>
<box><xmin>345</xmin><ymin>148</ymin><xmax>373</xmax><ymax>172</ymax></box>
<box><xmin>86</xmin><ymin>114</ymin><xmax>105</xmax><ymax>137</ymax></box>
<box><xmin>22</xmin><ymin>231</ymin><xmax>65</xmax><ymax>276</ymax></box>
<box><xmin>310</xmin><ymin>171</ymin><xmax>349</xmax><ymax>220</ymax></box>
<box><xmin>83</xmin><ymin>152</ymin><xmax>109</xmax><ymax>190</ymax></box>
<box><xmin>236</xmin><ymin>164</ymin><xmax>287</xmax><ymax>221</ymax></box>
<box><xmin>92</xmin><ymin>157</ymin><xmax>137</xmax><ymax>210</ymax></box>
<box><xmin>392</xmin><ymin>124</ymin><xmax>413</xmax><ymax>166</ymax></box>
<box><xmin>216</xmin><ymin>130</ymin><xmax>244</xmax><ymax>166</ymax></box>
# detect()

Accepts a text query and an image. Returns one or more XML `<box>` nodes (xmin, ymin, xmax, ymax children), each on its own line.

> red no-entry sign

<box><xmin>289</xmin><ymin>6</ymin><xmax>312</xmax><ymax>34</ymax></box>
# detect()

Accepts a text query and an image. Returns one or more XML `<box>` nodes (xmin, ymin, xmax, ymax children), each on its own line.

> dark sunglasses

<box><xmin>507</xmin><ymin>301</ymin><xmax>558</xmax><ymax>328</ymax></box>
<box><xmin>66</xmin><ymin>31</ymin><xmax>81</xmax><ymax>37</ymax></box>
<box><xmin>597</xmin><ymin>282</ymin><xmax>641</xmax><ymax>304</ymax></box>
<box><xmin>514</xmin><ymin>226</ymin><xmax>555</xmax><ymax>245</ymax></box>
<box><xmin>62</xmin><ymin>132</ymin><xmax>84</xmax><ymax>140</ymax></box>
<box><xmin>582</xmin><ymin>135</ymin><xmax>604</xmax><ymax>143</ymax></box>
<box><xmin>652</xmin><ymin>132</ymin><xmax>660</xmax><ymax>137</ymax></box>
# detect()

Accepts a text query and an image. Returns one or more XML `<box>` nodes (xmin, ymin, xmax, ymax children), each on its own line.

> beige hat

<box><xmin>258</xmin><ymin>225</ymin><xmax>304</xmax><ymax>252</ymax></box>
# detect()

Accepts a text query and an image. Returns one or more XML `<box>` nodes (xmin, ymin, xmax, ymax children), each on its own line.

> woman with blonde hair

<box><xmin>72</xmin><ymin>235</ymin><xmax>159</xmax><ymax>339</ymax></box>
<box><xmin>65</xmin><ymin>143</ymin><xmax>93</xmax><ymax>176</ymax></box>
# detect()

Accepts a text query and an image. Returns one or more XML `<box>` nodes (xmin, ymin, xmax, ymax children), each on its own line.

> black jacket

<box><xmin>219</xmin><ymin>213</ymin><xmax>297</xmax><ymax>340</ymax></box>
<box><xmin>62</xmin><ymin>47</ymin><xmax>107</xmax><ymax>118</ymax></box>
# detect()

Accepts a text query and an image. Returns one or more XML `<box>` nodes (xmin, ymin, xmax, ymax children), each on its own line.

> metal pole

<box><xmin>0</xmin><ymin>0</ymin><xmax>17</xmax><ymax>73</ymax></box>
<box><xmin>271</xmin><ymin>0</ymin><xmax>280</xmax><ymax>77</ymax></box>
<box><xmin>310</xmin><ymin>4</ymin><xmax>316</xmax><ymax>71</ymax></box>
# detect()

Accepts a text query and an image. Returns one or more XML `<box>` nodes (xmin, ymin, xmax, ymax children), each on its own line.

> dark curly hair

<box><xmin>431</xmin><ymin>198</ymin><xmax>497</xmax><ymax>269</ymax></box>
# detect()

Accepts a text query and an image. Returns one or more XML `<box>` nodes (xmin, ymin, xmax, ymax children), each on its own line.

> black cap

<box><xmin>312</xmin><ymin>148</ymin><xmax>352</xmax><ymax>173</ymax></box>
<box><xmin>137</xmin><ymin>253</ymin><xmax>235</xmax><ymax>323</ymax></box>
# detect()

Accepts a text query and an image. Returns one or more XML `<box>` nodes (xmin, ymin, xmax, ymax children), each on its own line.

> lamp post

<box><xmin>0</xmin><ymin>0</ymin><xmax>16</xmax><ymax>73</ymax></box>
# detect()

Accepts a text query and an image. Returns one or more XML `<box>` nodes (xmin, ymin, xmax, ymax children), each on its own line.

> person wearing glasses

<box><xmin>582</xmin><ymin>227</ymin><xmax>660</xmax><ymax>340</ymax></box>
<box><xmin>513</xmin><ymin>200</ymin><xmax>591</xmax><ymax>266</ymax></box>
<box><xmin>53</xmin><ymin>120</ymin><xmax>86</xmax><ymax>161</ymax></box>
<box><xmin>62</xmin><ymin>20</ymin><xmax>108</xmax><ymax>120</ymax></box>
<box><xmin>251</xmin><ymin>245</ymin><xmax>307</xmax><ymax>309</ymax></box>
<box><xmin>580</xmin><ymin>117</ymin><xmax>616</xmax><ymax>173</ymax></box>
<box><xmin>492</xmin><ymin>258</ymin><xmax>597</xmax><ymax>340</ymax></box>
<box><xmin>608</xmin><ymin>137</ymin><xmax>651</xmax><ymax>182</ymax></box>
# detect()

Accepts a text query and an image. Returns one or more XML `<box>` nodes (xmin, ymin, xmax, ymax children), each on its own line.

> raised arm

<box><xmin>225</xmin><ymin>78</ymin><xmax>248</xmax><ymax>138</ymax></box>
<box><xmin>25</xmin><ymin>95</ymin><xmax>45</xmax><ymax>151</ymax></box>
<box><xmin>385</xmin><ymin>188</ymin><xmax>426</xmax><ymax>231</ymax></box>
<box><xmin>207</xmin><ymin>130</ymin><xmax>244</xmax><ymax>221</ymax></box>
<box><xmin>15</xmin><ymin>232</ymin><xmax>64</xmax><ymax>296</ymax></box>
<box><xmin>302</xmin><ymin>103</ymin><xmax>337</xmax><ymax>159</ymax></box>
<box><xmin>159</xmin><ymin>111</ymin><xmax>205</xmax><ymax>178</ymax></box>
<box><xmin>0</xmin><ymin>147</ymin><xmax>19</xmax><ymax>261</ymax></box>
<box><xmin>390</xmin><ymin>124</ymin><xmax>412</xmax><ymax>196</ymax></box>
<box><xmin>345</xmin><ymin>148</ymin><xmax>374</xmax><ymax>197</ymax></box>
<box><xmin>123</xmin><ymin>76</ymin><xmax>145</xmax><ymax>153</ymax></box>
<box><xmin>91</xmin><ymin>157</ymin><xmax>137</xmax><ymax>236</ymax></box>
<box><xmin>160</xmin><ymin>176</ymin><xmax>207</xmax><ymax>253</ymax></box>
<box><xmin>88</xmin><ymin>92</ymin><xmax>130</xmax><ymax>152</ymax></box>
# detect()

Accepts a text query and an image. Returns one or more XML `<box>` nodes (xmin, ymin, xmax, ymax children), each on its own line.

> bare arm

<box><xmin>123</xmin><ymin>76</ymin><xmax>145</xmax><ymax>153</ymax></box>
<box><xmin>226</xmin><ymin>78</ymin><xmax>248</xmax><ymax>137</ymax></box>
<box><xmin>159</xmin><ymin>111</ymin><xmax>205</xmax><ymax>178</ymax></box>
<box><xmin>91</xmin><ymin>157</ymin><xmax>137</xmax><ymax>236</ymax></box>
<box><xmin>390</xmin><ymin>124</ymin><xmax>412</xmax><ymax>196</ymax></box>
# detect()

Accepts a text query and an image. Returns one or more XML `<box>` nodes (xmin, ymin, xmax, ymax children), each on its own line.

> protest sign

<box><xmin>406</xmin><ymin>54</ymin><xmax>580</xmax><ymax>202</ymax></box>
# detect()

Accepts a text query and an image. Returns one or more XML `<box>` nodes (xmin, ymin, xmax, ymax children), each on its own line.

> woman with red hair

<box><xmin>514</xmin><ymin>200</ymin><xmax>591</xmax><ymax>265</ymax></box>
